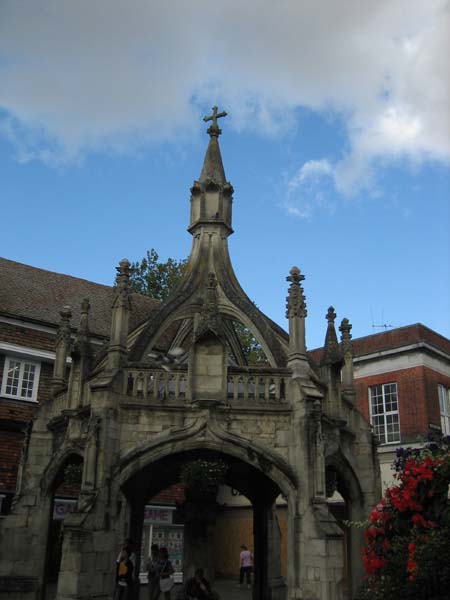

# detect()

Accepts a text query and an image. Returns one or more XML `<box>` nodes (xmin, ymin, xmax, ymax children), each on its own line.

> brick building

<box><xmin>0</xmin><ymin>257</ymin><xmax>159</xmax><ymax>515</ymax></box>
<box><xmin>311</xmin><ymin>323</ymin><xmax>450</xmax><ymax>489</ymax></box>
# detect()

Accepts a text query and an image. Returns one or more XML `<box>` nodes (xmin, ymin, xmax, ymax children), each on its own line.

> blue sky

<box><xmin>0</xmin><ymin>1</ymin><xmax>449</xmax><ymax>349</ymax></box>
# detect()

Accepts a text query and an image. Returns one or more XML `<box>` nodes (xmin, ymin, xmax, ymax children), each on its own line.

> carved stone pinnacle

<box><xmin>286</xmin><ymin>266</ymin><xmax>305</xmax><ymax>285</ymax></box>
<box><xmin>286</xmin><ymin>267</ymin><xmax>307</xmax><ymax>319</ymax></box>
<box><xmin>117</xmin><ymin>258</ymin><xmax>130</xmax><ymax>276</ymax></box>
<box><xmin>339</xmin><ymin>318</ymin><xmax>352</xmax><ymax>341</ymax></box>
<box><xmin>326</xmin><ymin>306</ymin><xmax>336</xmax><ymax>323</ymax></box>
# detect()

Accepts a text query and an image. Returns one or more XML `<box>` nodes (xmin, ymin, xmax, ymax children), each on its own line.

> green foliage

<box><xmin>63</xmin><ymin>462</ymin><xmax>83</xmax><ymax>486</ymax></box>
<box><xmin>128</xmin><ymin>248</ymin><xmax>187</xmax><ymax>302</ymax></box>
<box><xmin>356</xmin><ymin>437</ymin><xmax>450</xmax><ymax>600</ymax></box>
<box><xmin>232</xmin><ymin>320</ymin><xmax>267</xmax><ymax>365</ymax></box>
<box><xmin>180</xmin><ymin>459</ymin><xmax>228</xmax><ymax>498</ymax></box>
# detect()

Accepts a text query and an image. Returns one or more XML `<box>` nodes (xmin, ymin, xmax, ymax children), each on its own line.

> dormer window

<box><xmin>1</xmin><ymin>356</ymin><xmax>41</xmax><ymax>403</ymax></box>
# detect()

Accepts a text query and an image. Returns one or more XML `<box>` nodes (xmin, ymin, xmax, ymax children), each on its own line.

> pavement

<box><xmin>45</xmin><ymin>579</ymin><xmax>252</xmax><ymax>600</ymax></box>
<box><xmin>188</xmin><ymin>578</ymin><xmax>253</xmax><ymax>600</ymax></box>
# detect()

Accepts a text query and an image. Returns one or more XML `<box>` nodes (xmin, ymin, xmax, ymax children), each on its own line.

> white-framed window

<box><xmin>369</xmin><ymin>382</ymin><xmax>400</xmax><ymax>444</ymax></box>
<box><xmin>1</xmin><ymin>356</ymin><xmax>41</xmax><ymax>402</ymax></box>
<box><xmin>438</xmin><ymin>384</ymin><xmax>450</xmax><ymax>435</ymax></box>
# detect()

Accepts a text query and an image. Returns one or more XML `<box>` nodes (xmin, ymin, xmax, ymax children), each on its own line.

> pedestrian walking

<box><xmin>238</xmin><ymin>545</ymin><xmax>253</xmax><ymax>589</ymax></box>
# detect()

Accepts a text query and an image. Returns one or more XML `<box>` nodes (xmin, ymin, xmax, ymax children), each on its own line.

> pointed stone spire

<box><xmin>286</xmin><ymin>266</ymin><xmax>308</xmax><ymax>376</ymax></box>
<box><xmin>189</xmin><ymin>107</ymin><xmax>234</xmax><ymax>235</ymax></box>
<box><xmin>321</xmin><ymin>306</ymin><xmax>341</xmax><ymax>365</ymax></box>
<box><xmin>339</xmin><ymin>318</ymin><xmax>354</xmax><ymax>392</ymax></box>
<box><xmin>199</xmin><ymin>136</ymin><xmax>226</xmax><ymax>184</ymax></box>
<box><xmin>200</xmin><ymin>106</ymin><xmax>227</xmax><ymax>183</ymax></box>
<box><xmin>52</xmin><ymin>306</ymin><xmax>72</xmax><ymax>392</ymax></box>
<box><xmin>108</xmin><ymin>259</ymin><xmax>131</xmax><ymax>369</ymax></box>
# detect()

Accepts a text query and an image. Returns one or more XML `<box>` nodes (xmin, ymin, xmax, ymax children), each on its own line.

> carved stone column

<box><xmin>52</xmin><ymin>306</ymin><xmax>72</xmax><ymax>392</ymax></box>
<box><xmin>267</xmin><ymin>504</ymin><xmax>287</xmax><ymax>600</ymax></box>
<box><xmin>179</xmin><ymin>497</ymin><xmax>219</xmax><ymax>583</ymax></box>
<box><xmin>67</xmin><ymin>298</ymin><xmax>92</xmax><ymax>409</ymax></box>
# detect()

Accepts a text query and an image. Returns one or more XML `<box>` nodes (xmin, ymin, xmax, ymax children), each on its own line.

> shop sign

<box><xmin>144</xmin><ymin>505</ymin><xmax>173</xmax><ymax>524</ymax></box>
<box><xmin>53</xmin><ymin>498</ymin><xmax>77</xmax><ymax>520</ymax></box>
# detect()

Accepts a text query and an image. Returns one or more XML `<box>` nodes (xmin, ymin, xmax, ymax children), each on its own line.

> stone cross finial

<box><xmin>286</xmin><ymin>267</ymin><xmax>307</xmax><ymax>319</ymax></box>
<box><xmin>203</xmin><ymin>106</ymin><xmax>227</xmax><ymax>137</ymax></box>
<box><xmin>326</xmin><ymin>306</ymin><xmax>337</xmax><ymax>324</ymax></box>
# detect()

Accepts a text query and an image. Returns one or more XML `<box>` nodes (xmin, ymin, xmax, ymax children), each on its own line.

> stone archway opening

<box><xmin>44</xmin><ymin>453</ymin><xmax>83</xmax><ymax>599</ymax></box>
<box><xmin>120</xmin><ymin>449</ymin><xmax>287</xmax><ymax>600</ymax></box>
<box><xmin>325</xmin><ymin>462</ymin><xmax>366</xmax><ymax>599</ymax></box>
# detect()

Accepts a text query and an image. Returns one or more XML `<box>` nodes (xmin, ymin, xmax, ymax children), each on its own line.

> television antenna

<box><xmin>370</xmin><ymin>309</ymin><xmax>396</xmax><ymax>331</ymax></box>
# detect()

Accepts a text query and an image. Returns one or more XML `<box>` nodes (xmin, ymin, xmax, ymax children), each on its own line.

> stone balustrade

<box><xmin>125</xmin><ymin>367</ymin><xmax>187</xmax><ymax>401</ymax></box>
<box><xmin>226</xmin><ymin>367</ymin><xmax>289</xmax><ymax>403</ymax></box>
<box><xmin>124</xmin><ymin>366</ymin><xmax>290</xmax><ymax>404</ymax></box>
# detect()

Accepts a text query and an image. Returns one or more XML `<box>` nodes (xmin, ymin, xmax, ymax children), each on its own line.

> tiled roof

<box><xmin>308</xmin><ymin>323</ymin><xmax>450</xmax><ymax>363</ymax></box>
<box><xmin>0</xmin><ymin>257</ymin><xmax>159</xmax><ymax>339</ymax></box>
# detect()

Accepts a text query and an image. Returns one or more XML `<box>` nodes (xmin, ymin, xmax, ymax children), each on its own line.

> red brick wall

<box><xmin>151</xmin><ymin>484</ymin><xmax>185</xmax><ymax>505</ymax></box>
<box><xmin>423</xmin><ymin>367</ymin><xmax>450</xmax><ymax>429</ymax></box>
<box><xmin>0</xmin><ymin>324</ymin><xmax>57</xmax><ymax>497</ymax></box>
<box><xmin>355</xmin><ymin>365</ymin><xmax>450</xmax><ymax>442</ymax></box>
<box><xmin>0</xmin><ymin>429</ymin><xmax>24</xmax><ymax>493</ymax></box>
<box><xmin>0</xmin><ymin>322</ymin><xmax>56</xmax><ymax>352</ymax></box>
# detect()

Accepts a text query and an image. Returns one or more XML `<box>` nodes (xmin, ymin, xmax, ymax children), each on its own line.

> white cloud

<box><xmin>0</xmin><ymin>0</ymin><xmax>449</xmax><ymax>180</ymax></box>
<box><xmin>289</xmin><ymin>160</ymin><xmax>334</xmax><ymax>190</ymax></box>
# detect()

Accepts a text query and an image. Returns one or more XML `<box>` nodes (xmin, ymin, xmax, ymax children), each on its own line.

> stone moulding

<box><xmin>116</xmin><ymin>418</ymin><xmax>298</xmax><ymax>493</ymax></box>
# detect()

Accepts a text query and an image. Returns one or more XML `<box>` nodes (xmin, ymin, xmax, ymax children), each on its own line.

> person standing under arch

<box><xmin>238</xmin><ymin>545</ymin><xmax>253</xmax><ymax>589</ymax></box>
<box><xmin>114</xmin><ymin>548</ymin><xmax>134</xmax><ymax>600</ymax></box>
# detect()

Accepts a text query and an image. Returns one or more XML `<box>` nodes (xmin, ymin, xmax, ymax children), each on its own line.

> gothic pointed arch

<box><xmin>116</xmin><ymin>418</ymin><xmax>298</xmax><ymax>499</ymax></box>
